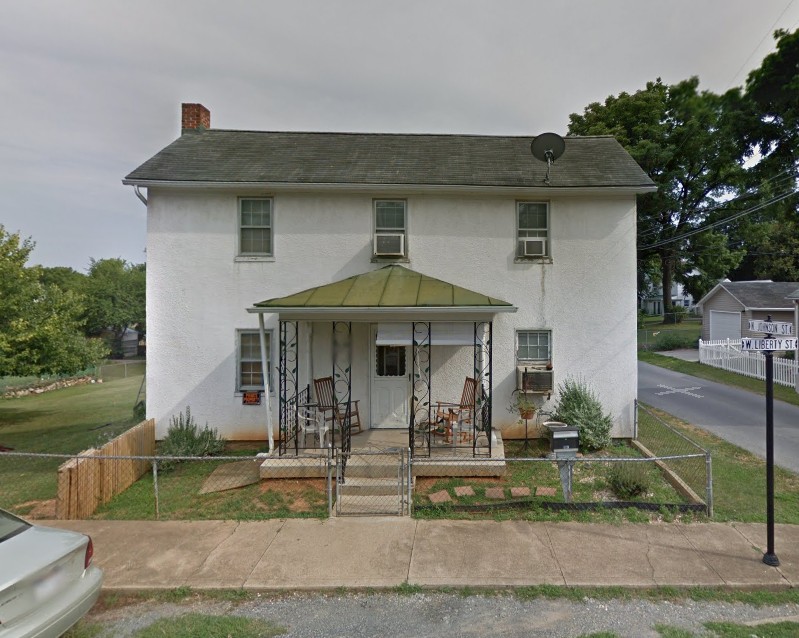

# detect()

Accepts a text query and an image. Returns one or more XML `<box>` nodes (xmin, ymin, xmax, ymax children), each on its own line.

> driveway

<box><xmin>638</xmin><ymin>360</ymin><xmax>799</xmax><ymax>474</ymax></box>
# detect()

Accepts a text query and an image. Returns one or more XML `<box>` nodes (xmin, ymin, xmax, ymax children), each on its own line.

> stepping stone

<box><xmin>484</xmin><ymin>487</ymin><xmax>505</xmax><ymax>499</ymax></box>
<box><xmin>536</xmin><ymin>486</ymin><xmax>557</xmax><ymax>497</ymax></box>
<box><xmin>510</xmin><ymin>487</ymin><xmax>531</xmax><ymax>498</ymax></box>
<box><xmin>454</xmin><ymin>486</ymin><xmax>475</xmax><ymax>497</ymax></box>
<box><xmin>429</xmin><ymin>489</ymin><xmax>452</xmax><ymax>504</ymax></box>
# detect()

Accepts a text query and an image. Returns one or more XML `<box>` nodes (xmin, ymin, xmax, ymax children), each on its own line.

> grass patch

<box><xmin>134</xmin><ymin>613</ymin><xmax>284</xmax><ymax>637</ymax></box>
<box><xmin>0</xmin><ymin>375</ymin><xmax>143</xmax><ymax>513</ymax></box>
<box><xmin>638</xmin><ymin>351</ymin><xmax>799</xmax><ymax>409</ymax></box>
<box><xmin>704</xmin><ymin>621</ymin><xmax>799</xmax><ymax>637</ymax></box>
<box><xmin>638</xmin><ymin>318</ymin><xmax>701</xmax><ymax>351</ymax></box>
<box><xmin>413</xmin><ymin>439</ymin><xmax>691</xmax><ymax>523</ymax></box>
<box><xmin>93</xmin><ymin>456</ymin><xmax>327</xmax><ymax>521</ymax></box>
<box><xmin>641</xmin><ymin>405</ymin><xmax>799</xmax><ymax>523</ymax></box>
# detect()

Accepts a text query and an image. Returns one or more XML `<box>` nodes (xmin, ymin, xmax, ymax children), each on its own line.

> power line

<box><xmin>639</xmin><ymin>188</ymin><xmax>799</xmax><ymax>251</ymax></box>
<box><xmin>635</xmin><ymin>169</ymin><xmax>798</xmax><ymax>239</ymax></box>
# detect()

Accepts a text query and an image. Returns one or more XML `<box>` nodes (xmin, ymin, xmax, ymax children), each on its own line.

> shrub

<box><xmin>652</xmin><ymin>331</ymin><xmax>698</xmax><ymax>351</ymax></box>
<box><xmin>552</xmin><ymin>377</ymin><xmax>612</xmax><ymax>452</ymax></box>
<box><xmin>133</xmin><ymin>400</ymin><xmax>146</xmax><ymax>421</ymax></box>
<box><xmin>159</xmin><ymin>406</ymin><xmax>225</xmax><ymax>469</ymax></box>
<box><xmin>608</xmin><ymin>463</ymin><xmax>651</xmax><ymax>499</ymax></box>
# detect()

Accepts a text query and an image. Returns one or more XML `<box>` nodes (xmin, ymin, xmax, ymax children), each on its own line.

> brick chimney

<box><xmin>181</xmin><ymin>103</ymin><xmax>210</xmax><ymax>132</ymax></box>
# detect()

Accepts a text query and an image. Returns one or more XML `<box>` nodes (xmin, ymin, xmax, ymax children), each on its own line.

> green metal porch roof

<box><xmin>253</xmin><ymin>265</ymin><xmax>513</xmax><ymax>309</ymax></box>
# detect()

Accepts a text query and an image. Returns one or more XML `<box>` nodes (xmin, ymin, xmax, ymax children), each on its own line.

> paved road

<box><xmin>638</xmin><ymin>361</ymin><xmax>799</xmax><ymax>474</ymax></box>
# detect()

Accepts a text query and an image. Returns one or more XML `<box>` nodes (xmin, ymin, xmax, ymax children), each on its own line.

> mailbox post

<box><xmin>545</xmin><ymin>422</ymin><xmax>579</xmax><ymax>502</ymax></box>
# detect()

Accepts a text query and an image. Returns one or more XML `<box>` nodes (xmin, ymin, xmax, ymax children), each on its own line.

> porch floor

<box><xmin>258</xmin><ymin>428</ymin><xmax>506</xmax><ymax>479</ymax></box>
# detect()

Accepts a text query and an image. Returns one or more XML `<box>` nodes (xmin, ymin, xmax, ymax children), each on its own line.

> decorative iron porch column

<box><xmin>279</xmin><ymin>320</ymin><xmax>299</xmax><ymax>456</ymax></box>
<box><xmin>410</xmin><ymin>322</ymin><xmax>432</xmax><ymax>457</ymax></box>
<box><xmin>332</xmin><ymin>321</ymin><xmax>352</xmax><ymax>458</ymax></box>
<box><xmin>474</xmin><ymin>321</ymin><xmax>493</xmax><ymax>457</ymax></box>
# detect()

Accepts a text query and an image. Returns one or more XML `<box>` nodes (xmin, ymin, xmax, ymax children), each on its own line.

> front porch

<box><xmin>249</xmin><ymin>265</ymin><xmax>518</xmax><ymax>480</ymax></box>
<box><xmin>258</xmin><ymin>427</ymin><xmax>507</xmax><ymax>480</ymax></box>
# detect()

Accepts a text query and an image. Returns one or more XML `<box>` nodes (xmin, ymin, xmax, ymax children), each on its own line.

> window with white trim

<box><xmin>516</xmin><ymin>202</ymin><xmax>549</xmax><ymax>258</ymax></box>
<box><xmin>239</xmin><ymin>198</ymin><xmax>273</xmax><ymax>256</ymax></box>
<box><xmin>373</xmin><ymin>200</ymin><xmax>407</xmax><ymax>257</ymax></box>
<box><xmin>516</xmin><ymin>330</ymin><xmax>551</xmax><ymax>362</ymax></box>
<box><xmin>237</xmin><ymin>330</ymin><xmax>272</xmax><ymax>391</ymax></box>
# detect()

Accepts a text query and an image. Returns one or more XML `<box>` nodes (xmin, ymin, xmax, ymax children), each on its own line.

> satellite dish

<box><xmin>531</xmin><ymin>133</ymin><xmax>566</xmax><ymax>185</ymax></box>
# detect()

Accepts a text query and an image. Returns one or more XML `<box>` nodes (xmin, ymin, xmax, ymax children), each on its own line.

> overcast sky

<box><xmin>2</xmin><ymin>0</ymin><xmax>798</xmax><ymax>271</ymax></box>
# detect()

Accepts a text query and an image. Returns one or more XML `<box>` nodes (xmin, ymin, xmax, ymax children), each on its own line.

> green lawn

<box><xmin>0</xmin><ymin>375</ymin><xmax>143</xmax><ymax>514</ymax></box>
<box><xmin>638</xmin><ymin>317</ymin><xmax>702</xmax><ymax>351</ymax></box>
<box><xmin>414</xmin><ymin>439</ymin><xmax>689</xmax><ymax>523</ymax></box>
<box><xmin>641</xmin><ymin>405</ymin><xmax>799</xmax><ymax>523</ymax></box>
<box><xmin>639</xmin><ymin>351</ymin><xmax>799</xmax><ymax>408</ymax></box>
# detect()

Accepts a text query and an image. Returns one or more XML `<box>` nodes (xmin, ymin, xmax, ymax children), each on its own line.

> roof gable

<box><xmin>125</xmin><ymin>130</ymin><xmax>655</xmax><ymax>190</ymax></box>
<box><xmin>698</xmin><ymin>281</ymin><xmax>799</xmax><ymax>309</ymax></box>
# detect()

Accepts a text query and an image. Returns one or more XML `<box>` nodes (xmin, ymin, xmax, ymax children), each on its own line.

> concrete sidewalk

<box><xmin>44</xmin><ymin>519</ymin><xmax>798</xmax><ymax>590</ymax></box>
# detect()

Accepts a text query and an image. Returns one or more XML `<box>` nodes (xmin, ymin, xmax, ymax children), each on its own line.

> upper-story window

<box><xmin>373</xmin><ymin>200</ymin><xmax>407</xmax><ymax>258</ymax></box>
<box><xmin>239</xmin><ymin>198</ymin><xmax>273</xmax><ymax>256</ymax></box>
<box><xmin>516</xmin><ymin>202</ymin><xmax>549</xmax><ymax>258</ymax></box>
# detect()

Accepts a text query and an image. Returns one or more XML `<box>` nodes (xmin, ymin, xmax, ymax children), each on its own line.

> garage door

<box><xmin>709</xmin><ymin>310</ymin><xmax>741</xmax><ymax>340</ymax></box>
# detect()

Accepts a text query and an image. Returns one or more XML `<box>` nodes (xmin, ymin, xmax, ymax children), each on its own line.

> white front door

<box><xmin>370</xmin><ymin>325</ymin><xmax>410</xmax><ymax>429</ymax></box>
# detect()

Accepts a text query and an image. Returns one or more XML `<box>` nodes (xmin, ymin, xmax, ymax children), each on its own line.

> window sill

<box><xmin>514</xmin><ymin>256</ymin><xmax>553</xmax><ymax>265</ymax></box>
<box><xmin>371</xmin><ymin>256</ymin><xmax>410</xmax><ymax>264</ymax></box>
<box><xmin>235</xmin><ymin>256</ymin><xmax>275</xmax><ymax>263</ymax></box>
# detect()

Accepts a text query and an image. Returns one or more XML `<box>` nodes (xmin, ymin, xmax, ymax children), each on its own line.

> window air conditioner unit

<box><xmin>522</xmin><ymin>239</ymin><xmax>547</xmax><ymax>257</ymax></box>
<box><xmin>517</xmin><ymin>366</ymin><xmax>553</xmax><ymax>393</ymax></box>
<box><xmin>374</xmin><ymin>233</ymin><xmax>405</xmax><ymax>256</ymax></box>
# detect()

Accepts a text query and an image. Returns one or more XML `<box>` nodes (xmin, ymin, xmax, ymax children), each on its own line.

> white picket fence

<box><xmin>699</xmin><ymin>339</ymin><xmax>797</xmax><ymax>388</ymax></box>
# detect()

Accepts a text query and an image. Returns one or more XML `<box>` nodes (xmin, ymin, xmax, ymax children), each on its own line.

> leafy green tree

<box><xmin>83</xmin><ymin>258</ymin><xmax>145</xmax><ymax>356</ymax></box>
<box><xmin>569</xmin><ymin>78</ymin><xmax>746</xmax><ymax>316</ymax></box>
<box><xmin>728</xmin><ymin>28</ymin><xmax>799</xmax><ymax>281</ymax></box>
<box><xmin>37</xmin><ymin>266</ymin><xmax>86</xmax><ymax>294</ymax></box>
<box><xmin>0</xmin><ymin>226</ymin><xmax>108</xmax><ymax>376</ymax></box>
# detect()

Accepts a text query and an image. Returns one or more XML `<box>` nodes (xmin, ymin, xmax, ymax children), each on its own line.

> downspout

<box><xmin>258</xmin><ymin>313</ymin><xmax>275</xmax><ymax>453</ymax></box>
<box><xmin>133</xmin><ymin>185</ymin><xmax>148</xmax><ymax>205</ymax></box>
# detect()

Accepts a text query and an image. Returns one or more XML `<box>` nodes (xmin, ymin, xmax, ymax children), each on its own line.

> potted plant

<box><xmin>508</xmin><ymin>391</ymin><xmax>536</xmax><ymax>421</ymax></box>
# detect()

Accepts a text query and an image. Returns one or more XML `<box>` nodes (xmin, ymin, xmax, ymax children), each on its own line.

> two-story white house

<box><xmin>123</xmin><ymin>103</ymin><xmax>654</xmax><ymax>457</ymax></box>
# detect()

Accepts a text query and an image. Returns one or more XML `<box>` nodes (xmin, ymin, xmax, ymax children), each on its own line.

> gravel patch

<box><xmin>83</xmin><ymin>592</ymin><xmax>799</xmax><ymax>638</ymax></box>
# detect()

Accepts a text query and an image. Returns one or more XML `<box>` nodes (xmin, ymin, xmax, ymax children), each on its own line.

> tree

<box><xmin>728</xmin><ymin>28</ymin><xmax>799</xmax><ymax>281</ymax></box>
<box><xmin>0</xmin><ymin>226</ymin><xmax>108</xmax><ymax>376</ymax></box>
<box><xmin>37</xmin><ymin>266</ymin><xmax>86</xmax><ymax>294</ymax></box>
<box><xmin>568</xmin><ymin>78</ymin><xmax>747</xmax><ymax>317</ymax></box>
<box><xmin>83</xmin><ymin>258</ymin><xmax>145</xmax><ymax>356</ymax></box>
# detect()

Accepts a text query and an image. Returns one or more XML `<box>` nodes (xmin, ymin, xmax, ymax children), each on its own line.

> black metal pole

<box><xmin>763</xmin><ymin>316</ymin><xmax>780</xmax><ymax>567</ymax></box>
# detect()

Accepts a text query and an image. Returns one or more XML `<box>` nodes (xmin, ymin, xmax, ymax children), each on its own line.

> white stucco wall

<box><xmin>146</xmin><ymin>188</ymin><xmax>638</xmax><ymax>440</ymax></box>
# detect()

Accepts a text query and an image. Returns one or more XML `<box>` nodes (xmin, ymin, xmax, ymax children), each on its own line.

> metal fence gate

<box><xmin>334</xmin><ymin>449</ymin><xmax>412</xmax><ymax>517</ymax></box>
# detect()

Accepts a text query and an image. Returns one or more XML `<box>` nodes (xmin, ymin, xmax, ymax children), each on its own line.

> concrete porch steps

<box><xmin>337</xmin><ymin>477</ymin><xmax>415</xmax><ymax>497</ymax></box>
<box><xmin>333</xmin><ymin>493</ymin><xmax>407</xmax><ymax>517</ymax></box>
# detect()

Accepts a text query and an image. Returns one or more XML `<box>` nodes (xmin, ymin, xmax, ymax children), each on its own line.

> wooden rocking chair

<box><xmin>434</xmin><ymin>377</ymin><xmax>477</xmax><ymax>443</ymax></box>
<box><xmin>313</xmin><ymin>376</ymin><xmax>363</xmax><ymax>435</ymax></box>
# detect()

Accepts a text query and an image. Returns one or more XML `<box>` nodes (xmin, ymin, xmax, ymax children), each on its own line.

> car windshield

<box><xmin>0</xmin><ymin>509</ymin><xmax>29</xmax><ymax>543</ymax></box>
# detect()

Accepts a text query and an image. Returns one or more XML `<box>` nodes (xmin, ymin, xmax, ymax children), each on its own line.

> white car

<box><xmin>0</xmin><ymin>509</ymin><xmax>103</xmax><ymax>637</ymax></box>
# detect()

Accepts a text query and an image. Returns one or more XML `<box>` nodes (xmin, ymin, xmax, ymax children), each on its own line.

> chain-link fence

<box><xmin>1</xmin><ymin>408</ymin><xmax>711</xmax><ymax>520</ymax></box>
<box><xmin>0</xmin><ymin>452</ymin><xmax>331</xmax><ymax>521</ymax></box>
<box><xmin>94</xmin><ymin>360</ymin><xmax>145</xmax><ymax>381</ymax></box>
<box><xmin>635</xmin><ymin>402</ymin><xmax>712</xmax><ymax>515</ymax></box>
<box><xmin>412</xmin><ymin>452</ymin><xmax>710</xmax><ymax>517</ymax></box>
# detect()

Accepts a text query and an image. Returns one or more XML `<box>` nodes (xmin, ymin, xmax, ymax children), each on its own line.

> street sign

<box><xmin>741</xmin><ymin>337</ymin><xmax>798</xmax><ymax>351</ymax></box>
<box><xmin>748</xmin><ymin>320</ymin><xmax>793</xmax><ymax>335</ymax></box>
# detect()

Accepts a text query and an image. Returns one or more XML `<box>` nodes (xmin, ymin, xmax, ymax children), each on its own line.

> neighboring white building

<box><xmin>123</xmin><ymin>104</ymin><xmax>655</xmax><ymax>451</ymax></box>
<box><xmin>640</xmin><ymin>281</ymin><xmax>694</xmax><ymax>316</ymax></box>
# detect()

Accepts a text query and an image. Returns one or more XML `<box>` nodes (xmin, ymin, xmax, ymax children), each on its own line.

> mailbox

<box><xmin>544</xmin><ymin>421</ymin><xmax>579</xmax><ymax>458</ymax></box>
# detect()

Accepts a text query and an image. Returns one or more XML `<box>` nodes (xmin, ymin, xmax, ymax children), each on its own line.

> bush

<box><xmin>651</xmin><ymin>331</ymin><xmax>698</xmax><ymax>351</ymax></box>
<box><xmin>552</xmin><ymin>377</ymin><xmax>612</xmax><ymax>452</ymax></box>
<box><xmin>608</xmin><ymin>463</ymin><xmax>651</xmax><ymax>499</ymax></box>
<box><xmin>133</xmin><ymin>400</ymin><xmax>146</xmax><ymax>421</ymax></box>
<box><xmin>159</xmin><ymin>406</ymin><xmax>225</xmax><ymax>469</ymax></box>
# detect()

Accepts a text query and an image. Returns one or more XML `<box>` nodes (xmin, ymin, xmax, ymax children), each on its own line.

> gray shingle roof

<box><xmin>717</xmin><ymin>281</ymin><xmax>799</xmax><ymax>309</ymax></box>
<box><xmin>124</xmin><ymin>130</ymin><xmax>655</xmax><ymax>189</ymax></box>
